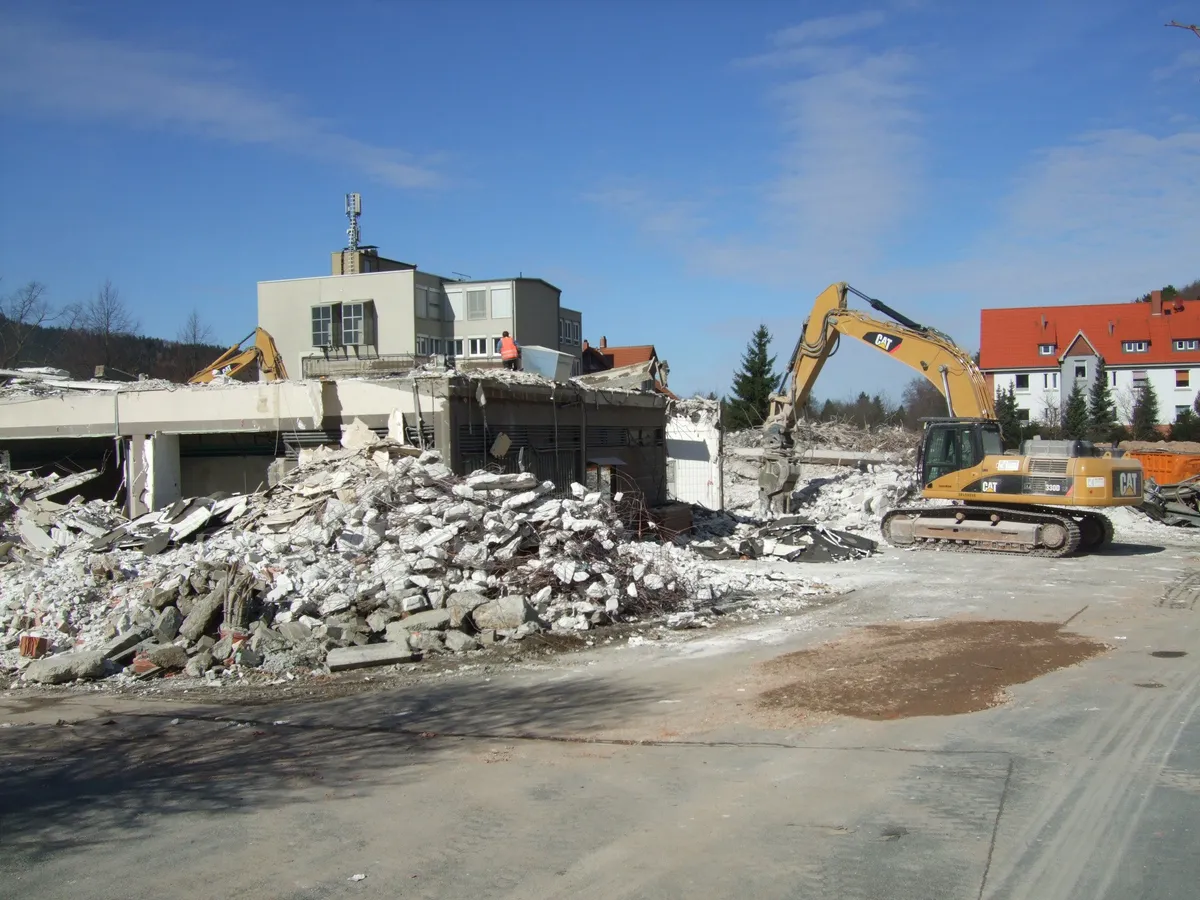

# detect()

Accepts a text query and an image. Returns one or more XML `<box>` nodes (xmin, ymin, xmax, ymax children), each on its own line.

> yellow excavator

<box><xmin>760</xmin><ymin>283</ymin><xmax>1145</xmax><ymax>557</ymax></box>
<box><xmin>188</xmin><ymin>328</ymin><xmax>289</xmax><ymax>384</ymax></box>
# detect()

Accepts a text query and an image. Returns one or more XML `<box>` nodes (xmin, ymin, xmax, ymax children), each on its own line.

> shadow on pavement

<box><xmin>0</xmin><ymin>676</ymin><xmax>649</xmax><ymax>860</ymax></box>
<box><xmin>1098</xmin><ymin>543</ymin><xmax>1168</xmax><ymax>556</ymax></box>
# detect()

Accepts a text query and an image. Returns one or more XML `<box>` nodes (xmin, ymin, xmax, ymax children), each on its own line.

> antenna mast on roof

<box><xmin>345</xmin><ymin>193</ymin><xmax>362</xmax><ymax>252</ymax></box>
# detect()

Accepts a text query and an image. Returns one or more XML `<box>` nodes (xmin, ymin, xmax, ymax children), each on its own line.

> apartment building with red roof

<box><xmin>979</xmin><ymin>290</ymin><xmax>1200</xmax><ymax>426</ymax></box>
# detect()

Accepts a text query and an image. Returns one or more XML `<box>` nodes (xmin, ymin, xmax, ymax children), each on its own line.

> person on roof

<box><xmin>500</xmin><ymin>331</ymin><xmax>521</xmax><ymax>371</ymax></box>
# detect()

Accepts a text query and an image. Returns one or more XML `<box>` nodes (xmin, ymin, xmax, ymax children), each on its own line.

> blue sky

<box><xmin>1</xmin><ymin>0</ymin><xmax>1197</xmax><ymax>402</ymax></box>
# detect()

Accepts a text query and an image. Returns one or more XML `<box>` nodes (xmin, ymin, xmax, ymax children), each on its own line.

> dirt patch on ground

<box><xmin>758</xmin><ymin>619</ymin><xmax>1108</xmax><ymax>720</ymax></box>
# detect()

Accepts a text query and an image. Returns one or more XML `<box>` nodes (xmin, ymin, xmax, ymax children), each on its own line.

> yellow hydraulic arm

<box><xmin>188</xmin><ymin>327</ymin><xmax>289</xmax><ymax>384</ymax></box>
<box><xmin>768</xmin><ymin>282</ymin><xmax>994</xmax><ymax>441</ymax></box>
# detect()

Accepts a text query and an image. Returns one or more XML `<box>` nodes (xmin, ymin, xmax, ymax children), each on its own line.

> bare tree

<box><xmin>79</xmin><ymin>279</ymin><xmax>139</xmax><ymax>366</ymax></box>
<box><xmin>1</xmin><ymin>280</ymin><xmax>60</xmax><ymax>368</ymax></box>
<box><xmin>176</xmin><ymin>309</ymin><xmax>214</xmax><ymax>346</ymax></box>
<box><xmin>176</xmin><ymin>308</ymin><xmax>216</xmax><ymax>379</ymax></box>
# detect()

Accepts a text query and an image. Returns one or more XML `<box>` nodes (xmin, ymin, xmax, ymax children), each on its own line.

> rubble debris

<box><xmin>1141</xmin><ymin>476</ymin><xmax>1200</xmax><ymax>527</ymax></box>
<box><xmin>3</xmin><ymin>432</ymin><xmax>832</xmax><ymax>684</ymax></box>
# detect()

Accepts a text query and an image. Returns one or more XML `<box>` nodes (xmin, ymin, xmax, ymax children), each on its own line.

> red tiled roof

<box><xmin>979</xmin><ymin>299</ymin><xmax>1200</xmax><ymax>370</ymax></box>
<box><xmin>600</xmin><ymin>344</ymin><xmax>657</xmax><ymax>369</ymax></box>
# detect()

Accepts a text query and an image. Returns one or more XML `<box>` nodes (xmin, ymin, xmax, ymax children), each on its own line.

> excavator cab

<box><xmin>919</xmin><ymin>419</ymin><xmax>1004</xmax><ymax>487</ymax></box>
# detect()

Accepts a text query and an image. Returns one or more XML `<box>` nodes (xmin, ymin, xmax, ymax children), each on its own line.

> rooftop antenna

<box><xmin>451</xmin><ymin>271</ymin><xmax>471</xmax><ymax>281</ymax></box>
<box><xmin>345</xmin><ymin>193</ymin><xmax>362</xmax><ymax>251</ymax></box>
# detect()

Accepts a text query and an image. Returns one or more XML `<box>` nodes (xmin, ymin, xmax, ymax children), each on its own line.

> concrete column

<box><xmin>124</xmin><ymin>432</ymin><xmax>181</xmax><ymax>517</ymax></box>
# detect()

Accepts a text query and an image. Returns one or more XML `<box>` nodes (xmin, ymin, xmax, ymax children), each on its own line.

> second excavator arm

<box><xmin>188</xmin><ymin>327</ymin><xmax>289</xmax><ymax>384</ymax></box>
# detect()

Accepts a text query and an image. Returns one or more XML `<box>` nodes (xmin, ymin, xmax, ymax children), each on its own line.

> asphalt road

<box><xmin>2</xmin><ymin>529</ymin><xmax>1198</xmax><ymax>900</ymax></box>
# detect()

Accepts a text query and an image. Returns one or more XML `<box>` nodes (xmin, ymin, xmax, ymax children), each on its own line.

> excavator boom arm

<box><xmin>188</xmin><ymin>327</ymin><xmax>289</xmax><ymax>384</ymax></box>
<box><xmin>773</xmin><ymin>283</ymin><xmax>994</xmax><ymax>432</ymax></box>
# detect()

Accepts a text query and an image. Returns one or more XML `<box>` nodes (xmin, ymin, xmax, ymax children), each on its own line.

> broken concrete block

<box><xmin>446</xmin><ymin>591</ymin><xmax>487</xmax><ymax>628</ymax></box>
<box><xmin>234</xmin><ymin>645</ymin><xmax>263</xmax><ymax>667</ymax></box>
<box><xmin>407</xmin><ymin>630</ymin><xmax>444</xmax><ymax>653</ymax></box>
<box><xmin>24</xmin><ymin>650</ymin><xmax>107</xmax><ymax>684</ymax></box>
<box><xmin>472</xmin><ymin>595</ymin><xmax>536</xmax><ymax>631</ymax></box>
<box><xmin>99</xmin><ymin>627</ymin><xmax>150</xmax><ymax>661</ymax></box>
<box><xmin>643</xmin><ymin>574</ymin><xmax>665</xmax><ymax>591</ymax></box>
<box><xmin>466</xmin><ymin>471</ymin><xmax>538</xmax><ymax>492</ymax></box>
<box><xmin>384</xmin><ymin>610</ymin><xmax>451</xmax><ymax>643</ymax></box>
<box><xmin>185</xmin><ymin>651</ymin><xmax>213</xmax><ymax>677</ymax></box>
<box><xmin>179</xmin><ymin>582</ymin><xmax>227</xmax><ymax>642</ymax></box>
<box><xmin>277</xmin><ymin>621</ymin><xmax>313</xmax><ymax>644</ymax></box>
<box><xmin>143</xmin><ymin>643</ymin><xmax>189</xmax><ymax>670</ymax></box>
<box><xmin>326</xmin><ymin>643</ymin><xmax>416</xmax><ymax>671</ymax></box>
<box><xmin>444</xmin><ymin>630</ymin><xmax>481</xmax><ymax>653</ymax></box>
<box><xmin>152</xmin><ymin>606</ymin><xmax>184</xmax><ymax>643</ymax></box>
<box><xmin>319</xmin><ymin>593</ymin><xmax>353</xmax><ymax>617</ymax></box>
<box><xmin>211</xmin><ymin>634</ymin><xmax>234</xmax><ymax>661</ymax></box>
<box><xmin>365</xmin><ymin>609</ymin><xmax>401</xmax><ymax>634</ymax></box>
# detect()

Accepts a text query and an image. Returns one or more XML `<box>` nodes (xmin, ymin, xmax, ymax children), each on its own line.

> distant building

<box><xmin>979</xmin><ymin>290</ymin><xmax>1200</xmax><ymax>426</ymax></box>
<box><xmin>258</xmin><ymin>247</ymin><xmax>582</xmax><ymax>378</ymax></box>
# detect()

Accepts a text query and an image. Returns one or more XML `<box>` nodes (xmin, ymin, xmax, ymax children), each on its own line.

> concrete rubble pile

<box><xmin>786</xmin><ymin>463</ymin><xmax>922</xmax><ymax>536</ymax></box>
<box><xmin>2</xmin><ymin>434</ymin><xmax>820</xmax><ymax>685</ymax></box>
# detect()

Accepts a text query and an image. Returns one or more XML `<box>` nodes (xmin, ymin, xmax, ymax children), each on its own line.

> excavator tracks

<box><xmin>880</xmin><ymin>505</ymin><xmax>1113</xmax><ymax>558</ymax></box>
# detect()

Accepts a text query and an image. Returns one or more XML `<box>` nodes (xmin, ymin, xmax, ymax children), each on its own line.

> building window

<box><xmin>466</xmin><ymin>290</ymin><xmax>487</xmax><ymax>320</ymax></box>
<box><xmin>559</xmin><ymin>317</ymin><xmax>566</xmax><ymax>342</ymax></box>
<box><xmin>311</xmin><ymin>305</ymin><xmax>334</xmax><ymax>347</ymax></box>
<box><xmin>1122</xmin><ymin>341</ymin><xmax>1148</xmax><ymax>353</ymax></box>
<box><xmin>1014</xmin><ymin>374</ymin><xmax>1029</xmax><ymax>391</ymax></box>
<box><xmin>490</xmin><ymin>287</ymin><xmax>512</xmax><ymax>319</ymax></box>
<box><xmin>493</xmin><ymin>336</ymin><xmax>504</xmax><ymax>356</ymax></box>
<box><xmin>1043</xmin><ymin>373</ymin><xmax>1058</xmax><ymax>389</ymax></box>
<box><xmin>468</xmin><ymin>337</ymin><xmax>488</xmax><ymax>357</ymax></box>
<box><xmin>1132</xmin><ymin>369</ymin><xmax>1147</xmax><ymax>386</ymax></box>
<box><xmin>1038</xmin><ymin>344</ymin><xmax>1056</xmax><ymax>355</ymax></box>
<box><xmin>1178</xmin><ymin>370</ymin><xmax>1190</xmax><ymax>388</ymax></box>
<box><xmin>1017</xmin><ymin>408</ymin><xmax>1030</xmax><ymax>421</ymax></box>
<box><xmin>1175</xmin><ymin>339</ymin><xmax>1200</xmax><ymax>351</ymax></box>
<box><xmin>1074</xmin><ymin>364</ymin><xmax>1086</xmax><ymax>379</ymax></box>
<box><xmin>1109</xmin><ymin>369</ymin><xmax>1117</xmax><ymax>386</ymax></box>
<box><xmin>415</xmin><ymin>335</ymin><xmax>429</xmax><ymax>355</ymax></box>
<box><xmin>342</xmin><ymin>303</ymin><xmax>366</xmax><ymax>345</ymax></box>
<box><xmin>449</xmin><ymin>338</ymin><xmax>464</xmax><ymax>358</ymax></box>
<box><xmin>571</xmin><ymin>321</ymin><xmax>580</xmax><ymax>344</ymax></box>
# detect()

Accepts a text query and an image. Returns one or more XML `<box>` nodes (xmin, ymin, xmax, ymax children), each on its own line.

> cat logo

<box><xmin>863</xmin><ymin>331</ymin><xmax>903</xmax><ymax>354</ymax></box>
<box><xmin>981</xmin><ymin>480</ymin><xmax>998</xmax><ymax>493</ymax></box>
<box><xmin>1118</xmin><ymin>472</ymin><xmax>1141</xmax><ymax>497</ymax></box>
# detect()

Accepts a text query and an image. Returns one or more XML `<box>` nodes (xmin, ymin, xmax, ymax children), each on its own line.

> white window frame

<box><xmin>1177</xmin><ymin>405</ymin><xmax>1191</xmax><ymax>417</ymax></box>
<box><xmin>342</xmin><ymin>302</ymin><xmax>366</xmax><ymax>346</ymax></box>
<box><xmin>468</xmin><ymin>337</ymin><xmax>489</xmax><ymax>358</ymax></box>
<box><xmin>1122</xmin><ymin>341</ymin><xmax>1149</xmax><ymax>353</ymax></box>
<box><xmin>1132</xmin><ymin>369</ymin><xmax>1148</xmax><ymax>385</ymax></box>
<box><xmin>490</xmin><ymin>286</ymin><xmax>512</xmax><ymax>319</ymax></box>
<box><xmin>1175</xmin><ymin>339</ymin><xmax>1199</xmax><ymax>351</ymax></box>
<box><xmin>1043</xmin><ymin>373</ymin><xmax>1058</xmax><ymax>389</ymax></box>
<box><xmin>1074</xmin><ymin>364</ymin><xmax>1086</xmax><ymax>380</ymax></box>
<box><xmin>466</xmin><ymin>290</ymin><xmax>487</xmax><ymax>321</ymax></box>
<box><xmin>311</xmin><ymin>304</ymin><xmax>335</xmax><ymax>348</ymax></box>
<box><xmin>449</xmin><ymin>338</ymin><xmax>464</xmax><ymax>358</ymax></box>
<box><xmin>1177</xmin><ymin>369</ymin><xmax>1190</xmax><ymax>389</ymax></box>
<box><xmin>1038</xmin><ymin>344</ymin><xmax>1056</xmax><ymax>356</ymax></box>
<box><xmin>1014</xmin><ymin>373</ymin><xmax>1030</xmax><ymax>391</ymax></box>
<box><xmin>1109</xmin><ymin>370</ymin><xmax>1117</xmax><ymax>386</ymax></box>
<box><xmin>492</xmin><ymin>335</ymin><xmax>504</xmax><ymax>357</ymax></box>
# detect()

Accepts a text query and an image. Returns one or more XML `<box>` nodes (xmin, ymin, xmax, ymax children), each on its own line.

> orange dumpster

<box><xmin>1126</xmin><ymin>451</ymin><xmax>1200</xmax><ymax>485</ymax></box>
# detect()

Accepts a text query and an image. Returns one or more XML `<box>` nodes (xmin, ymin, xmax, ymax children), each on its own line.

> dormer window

<box><xmin>1037</xmin><ymin>344</ymin><xmax>1056</xmax><ymax>355</ymax></box>
<box><xmin>1122</xmin><ymin>341</ymin><xmax>1149</xmax><ymax>353</ymax></box>
<box><xmin>1174</xmin><ymin>339</ymin><xmax>1199</xmax><ymax>351</ymax></box>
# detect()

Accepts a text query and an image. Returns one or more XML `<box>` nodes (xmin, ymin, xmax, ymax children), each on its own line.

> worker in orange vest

<box><xmin>499</xmin><ymin>331</ymin><xmax>521</xmax><ymax>371</ymax></box>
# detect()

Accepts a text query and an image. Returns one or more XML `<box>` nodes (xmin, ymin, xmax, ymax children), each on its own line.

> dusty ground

<box><xmin>757</xmin><ymin>619</ymin><xmax>1109</xmax><ymax>720</ymax></box>
<box><xmin>3</xmin><ymin>515</ymin><xmax>1200</xmax><ymax>899</ymax></box>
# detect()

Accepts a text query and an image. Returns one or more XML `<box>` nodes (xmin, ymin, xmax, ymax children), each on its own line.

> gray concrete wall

<box><xmin>181</xmin><ymin>455</ymin><xmax>273</xmax><ymax>496</ymax></box>
<box><xmin>512</xmin><ymin>280</ymin><xmax>561</xmax><ymax>356</ymax></box>
<box><xmin>258</xmin><ymin>270</ymin><xmax>417</xmax><ymax>376</ymax></box>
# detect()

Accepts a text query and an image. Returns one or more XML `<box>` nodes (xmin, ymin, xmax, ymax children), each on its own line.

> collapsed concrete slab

<box><xmin>327</xmin><ymin>643</ymin><xmax>416</xmax><ymax>672</ymax></box>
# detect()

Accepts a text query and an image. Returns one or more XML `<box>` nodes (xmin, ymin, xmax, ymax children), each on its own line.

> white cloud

<box><xmin>590</xmin><ymin>13</ymin><xmax>923</xmax><ymax>284</ymax></box>
<box><xmin>0</xmin><ymin>16</ymin><xmax>443</xmax><ymax>188</ymax></box>
<box><xmin>903</xmin><ymin>128</ymin><xmax>1200</xmax><ymax>304</ymax></box>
